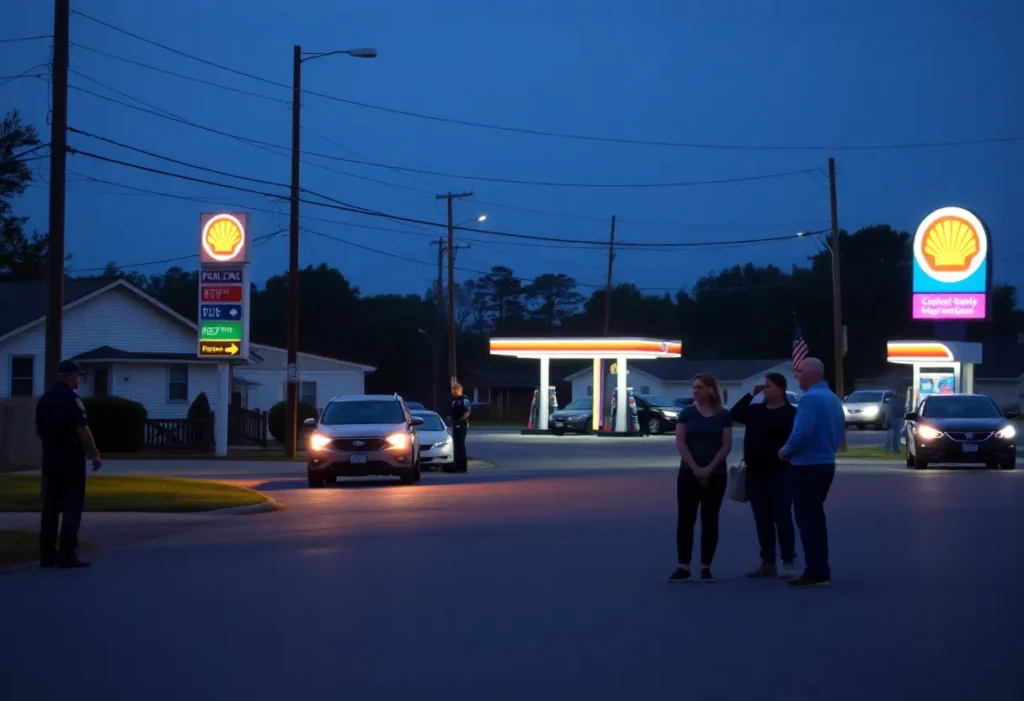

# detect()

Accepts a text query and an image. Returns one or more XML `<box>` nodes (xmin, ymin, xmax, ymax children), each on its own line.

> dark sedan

<box><xmin>905</xmin><ymin>394</ymin><xmax>1018</xmax><ymax>470</ymax></box>
<box><xmin>549</xmin><ymin>399</ymin><xmax>593</xmax><ymax>435</ymax></box>
<box><xmin>636</xmin><ymin>395</ymin><xmax>680</xmax><ymax>435</ymax></box>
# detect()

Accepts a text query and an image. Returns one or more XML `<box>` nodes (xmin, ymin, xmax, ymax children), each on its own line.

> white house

<box><xmin>564</xmin><ymin>358</ymin><xmax>797</xmax><ymax>406</ymax></box>
<box><xmin>0</xmin><ymin>278</ymin><xmax>374</xmax><ymax>417</ymax></box>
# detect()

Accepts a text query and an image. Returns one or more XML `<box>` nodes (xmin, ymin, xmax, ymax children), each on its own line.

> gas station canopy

<box><xmin>886</xmin><ymin>340</ymin><xmax>983</xmax><ymax>407</ymax></box>
<box><xmin>489</xmin><ymin>337</ymin><xmax>683</xmax><ymax>433</ymax></box>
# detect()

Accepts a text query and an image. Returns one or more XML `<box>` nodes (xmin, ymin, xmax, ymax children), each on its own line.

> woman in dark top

<box><xmin>669</xmin><ymin>373</ymin><xmax>733</xmax><ymax>583</ymax></box>
<box><xmin>729</xmin><ymin>372</ymin><xmax>798</xmax><ymax>579</ymax></box>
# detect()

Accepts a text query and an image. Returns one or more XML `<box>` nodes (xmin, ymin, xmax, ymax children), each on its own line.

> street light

<box><xmin>418</xmin><ymin>328</ymin><xmax>438</xmax><ymax>411</ymax></box>
<box><xmin>285</xmin><ymin>44</ymin><xmax>376</xmax><ymax>459</ymax></box>
<box><xmin>457</xmin><ymin>214</ymin><xmax>487</xmax><ymax>227</ymax></box>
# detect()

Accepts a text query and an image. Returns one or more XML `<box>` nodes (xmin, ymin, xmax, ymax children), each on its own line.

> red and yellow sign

<box><xmin>201</xmin><ymin>213</ymin><xmax>246</xmax><ymax>263</ymax></box>
<box><xmin>886</xmin><ymin>342</ymin><xmax>954</xmax><ymax>362</ymax></box>
<box><xmin>490</xmin><ymin>337</ymin><xmax>682</xmax><ymax>358</ymax></box>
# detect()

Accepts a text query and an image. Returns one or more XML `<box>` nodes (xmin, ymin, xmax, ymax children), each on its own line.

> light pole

<box><xmin>285</xmin><ymin>44</ymin><xmax>376</xmax><ymax>458</ymax></box>
<box><xmin>418</xmin><ymin>328</ymin><xmax>437</xmax><ymax>411</ymax></box>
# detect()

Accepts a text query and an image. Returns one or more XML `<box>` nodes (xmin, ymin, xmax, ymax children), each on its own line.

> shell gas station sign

<box><xmin>912</xmin><ymin>206</ymin><xmax>989</xmax><ymax>320</ymax></box>
<box><xmin>197</xmin><ymin>212</ymin><xmax>251</xmax><ymax>358</ymax></box>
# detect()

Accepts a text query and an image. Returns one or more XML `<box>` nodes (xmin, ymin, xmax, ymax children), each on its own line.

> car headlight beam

<box><xmin>916</xmin><ymin>425</ymin><xmax>943</xmax><ymax>440</ymax></box>
<box><xmin>386</xmin><ymin>432</ymin><xmax>410</xmax><ymax>449</ymax></box>
<box><xmin>309</xmin><ymin>432</ymin><xmax>332</xmax><ymax>452</ymax></box>
<box><xmin>996</xmin><ymin>425</ymin><xmax>1017</xmax><ymax>440</ymax></box>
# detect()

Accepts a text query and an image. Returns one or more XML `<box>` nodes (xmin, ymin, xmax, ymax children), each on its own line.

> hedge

<box><xmin>82</xmin><ymin>396</ymin><xmax>148</xmax><ymax>453</ymax></box>
<box><xmin>267</xmin><ymin>400</ymin><xmax>318</xmax><ymax>445</ymax></box>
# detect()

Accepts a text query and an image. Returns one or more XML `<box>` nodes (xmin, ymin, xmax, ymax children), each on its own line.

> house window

<box><xmin>168</xmin><ymin>364</ymin><xmax>188</xmax><ymax>401</ymax></box>
<box><xmin>300</xmin><ymin>381</ymin><xmax>317</xmax><ymax>407</ymax></box>
<box><xmin>472</xmin><ymin>387</ymin><xmax>490</xmax><ymax>404</ymax></box>
<box><xmin>10</xmin><ymin>356</ymin><xmax>34</xmax><ymax>397</ymax></box>
<box><xmin>94</xmin><ymin>368</ymin><xmax>109</xmax><ymax>397</ymax></box>
<box><xmin>639</xmin><ymin>385</ymin><xmax>651</xmax><ymax>395</ymax></box>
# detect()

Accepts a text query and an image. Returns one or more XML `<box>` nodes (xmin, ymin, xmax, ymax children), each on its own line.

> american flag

<box><xmin>792</xmin><ymin>320</ymin><xmax>810</xmax><ymax>368</ymax></box>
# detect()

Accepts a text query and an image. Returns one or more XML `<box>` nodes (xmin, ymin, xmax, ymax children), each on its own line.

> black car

<box><xmin>549</xmin><ymin>399</ymin><xmax>593</xmax><ymax>435</ymax></box>
<box><xmin>905</xmin><ymin>394</ymin><xmax>1018</xmax><ymax>470</ymax></box>
<box><xmin>636</xmin><ymin>395</ymin><xmax>680</xmax><ymax>435</ymax></box>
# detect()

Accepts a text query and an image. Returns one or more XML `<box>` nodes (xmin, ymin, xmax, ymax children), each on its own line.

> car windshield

<box><xmin>405</xmin><ymin>402</ymin><xmax>426</xmax><ymax>410</ymax></box>
<box><xmin>320</xmin><ymin>400</ymin><xmax>405</xmax><ymax>425</ymax></box>
<box><xmin>564</xmin><ymin>399</ymin><xmax>591</xmax><ymax>410</ymax></box>
<box><xmin>922</xmin><ymin>396</ymin><xmax>1002</xmax><ymax>419</ymax></box>
<box><xmin>846</xmin><ymin>391</ymin><xmax>883</xmax><ymax>403</ymax></box>
<box><xmin>642</xmin><ymin>395</ymin><xmax>673</xmax><ymax>407</ymax></box>
<box><xmin>412</xmin><ymin>413</ymin><xmax>446</xmax><ymax>430</ymax></box>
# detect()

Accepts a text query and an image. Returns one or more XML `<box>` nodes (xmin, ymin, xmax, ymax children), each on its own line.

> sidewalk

<box><xmin>0</xmin><ymin>511</ymin><xmax>237</xmax><ymax>549</ymax></box>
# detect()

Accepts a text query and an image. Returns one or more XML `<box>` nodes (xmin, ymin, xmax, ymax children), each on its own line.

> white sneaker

<box><xmin>780</xmin><ymin>563</ymin><xmax>797</xmax><ymax>579</ymax></box>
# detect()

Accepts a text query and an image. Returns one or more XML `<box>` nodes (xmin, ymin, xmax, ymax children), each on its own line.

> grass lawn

<box><xmin>0</xmin><ymin>529</ymin><xmax>92</xmax><ymax>567</ymax></box>
<box><xmin>839</xmin><ymin>446</ymin><xmax>903</xmax><ymax>460</ymax></box>
<box><xmin>107</xmin><ymin>449</ymin><xmax>306</xmax><ymax>462</ymax></box>
<box><xmin>0</xmin><ymin>475</ymin><xmax>270</xmax><ymax>512</ymax></box>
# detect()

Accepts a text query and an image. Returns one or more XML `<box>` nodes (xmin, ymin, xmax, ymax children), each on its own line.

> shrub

<box><xmin>82</xmin><ymin>396</ymin><xmax>148</xmax><ymax>453</ymax></box>
<box><xmin>267</xmin><ymin>400</ymin><xmax>318</xmax><ymax>445</ymax></box>
<box><xmin>188</xmin><ymin>392</ymin><xmax>212</xmax><ymax>420</ymax></box>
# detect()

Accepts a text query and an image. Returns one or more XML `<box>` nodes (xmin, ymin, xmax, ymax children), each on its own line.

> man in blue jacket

<box><xmin>779</xmin><ymin>357</ymin><xmax>845</xmax><ymax>587</ymax></box>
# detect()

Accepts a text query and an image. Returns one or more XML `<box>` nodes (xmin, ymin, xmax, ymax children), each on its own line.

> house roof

<box><xmin>0</xmin><ymin>277</ymin><xmax>116</xmax><ymax>338</ymax></box>
<box><xmin>71</xmin><ymin>345</ymin><xmax>219</xmax><ymax>363</ymax></box>
<box><xmin>563</xmin><ymin>358</ymin><xmax>791</xmax><ymax>383</ymax></box>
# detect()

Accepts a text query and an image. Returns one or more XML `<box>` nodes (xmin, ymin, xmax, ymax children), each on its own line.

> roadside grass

<box><xmin>0</xmin><ymin>475</ymin><xmax>269</xmax><ymax>512</ymax></box>
<box><xmin>0</xmin><ymin>529</ymin><xmax>92</xmax><ymax>567</ymax></box>
<box><xmin>106</xmin><ymin>449</ymin><xmax>306</xmax><ymax>462</ymax></box>
<box><xmin>840</xmin><ymin>446</ymin><xmax>903</xmax><ymax>460</ymax></box>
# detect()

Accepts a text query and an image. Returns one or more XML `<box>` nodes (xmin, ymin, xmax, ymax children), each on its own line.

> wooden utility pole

<box><xmin>603</xmin><ymin>215</ymin><xmax>616</xmax><ymax>335</ymax></box>
<box><xmin>435</xmin><ymin>191</ymin><xmax>473</xmax><ymax>383</ymax></box>
<box><xmin>44</xmin><ymin>0</ymin><xmax>70</xmax><ymax>383</ymax></box>
<box><xmin>828</xmin><ymin>157</ymin><xmax>845</xmax><ymax>400</ymax></box>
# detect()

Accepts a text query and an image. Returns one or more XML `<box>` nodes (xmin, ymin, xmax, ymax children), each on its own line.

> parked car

<box><xmin>304</xmin><ymin>394</ymin><xmax>424</xmax><ymax>487</ymax></box>
<box><xmin>405</xmin><ymin>401</ymin><xmax>427</xmax><ymax>411</ymax></box>
<box><xmin>843</xmin><ymin>389</ymin><xmax>897</xmax><ymax>430</ymax></box>
<box><xmin>550</xmin><ymin>398</ymin><xmax>593</xmax><ymax>435</ymax></box>
<box><xmin>410</xmin><ymin>410</ymin><xmax>453</xmax><ymax>469</ymax></box>
<box><xmin>635</xmin><ymin>394</ymin><xmax>679</xmax><ymax>435</ymax></box>
<box><xmin>905</xmin><ymin>393</ymin><xmax>1017</xmax><ymax>470</ymax></box>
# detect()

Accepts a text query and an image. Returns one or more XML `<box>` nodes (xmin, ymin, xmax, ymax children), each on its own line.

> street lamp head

<box><xmin>476</xmin><ymin>214</ymin><xmax>487</xmax><ymax>222</ymax></box>
<box><xmin>346</xmin><ymin>48</ymin><xmax>378</xmax><ymax>59</ymax></box>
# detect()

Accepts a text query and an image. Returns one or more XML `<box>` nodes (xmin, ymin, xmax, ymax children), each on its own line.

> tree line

<box><xmin>4</xmin><ymin>109</ymin><xmax>1022</xmax><ymax>402</ymax></box>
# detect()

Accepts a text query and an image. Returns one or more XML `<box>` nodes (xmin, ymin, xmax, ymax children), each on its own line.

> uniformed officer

<box><xmin>447</xmin><ymin>382</ymin><xmax>471</xmax><ymax>473</ymax></box>
<box><xmin>36</xmin><ymin>359</ymin><xmax>102</xmax><ymax>568</ymax></box>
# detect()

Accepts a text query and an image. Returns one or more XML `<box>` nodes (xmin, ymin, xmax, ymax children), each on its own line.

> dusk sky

<box><xmin>3</xmin><ymin>0</ymin><xmax>1022</xmax><ymax>298</ymax></box>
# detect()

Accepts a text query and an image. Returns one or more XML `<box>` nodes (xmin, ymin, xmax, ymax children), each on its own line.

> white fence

<box><xmin>0</xmin><ymin>397</ymin><xmax>40</xmax><ymax>472</ymax></box>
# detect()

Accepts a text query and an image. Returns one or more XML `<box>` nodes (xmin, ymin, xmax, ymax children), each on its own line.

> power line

<box><xmin>68</xmin><ymin>9</ymin><xmax>1024</xmax><ymax>152</ymax></box>
<box><xmin>0</xmin><ymin>35</ymin><xmax>52</xmax><ymax>43</ymax></box>
<box><xmin>66</xmin><ymin>146</ymin><xmax>827</xmax><ymax>248</ymax></box>
<box><xmin>67</xmin><ymin>81</ymin><xmax>817</xmax><ymax>190</ymax></box>
<box><xmin>0</xmin><ymin>64</ymin><xmax>49</xmax><ymax>88</ymax></box>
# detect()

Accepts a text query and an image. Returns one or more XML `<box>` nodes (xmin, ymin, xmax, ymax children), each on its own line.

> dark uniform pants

<box><xmin>40</xmin><ymin>464</ymin><xmax>86</xmax><ymax>557</ymax></box>
<box><xmin>452</xmin><ymin>424</ymin><xmax>469</xmax><ymax>472</ymax></box>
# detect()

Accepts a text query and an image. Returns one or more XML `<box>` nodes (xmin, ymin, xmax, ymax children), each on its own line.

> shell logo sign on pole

<box><xmin>911</xmin><ymin>206</ymin><xmax>989</xmax><ymax>320</ymax></box>
<box><xmin>201</xmin><ymin>213</ymin><xmax>248</xmax><ymax>263</ymax></box>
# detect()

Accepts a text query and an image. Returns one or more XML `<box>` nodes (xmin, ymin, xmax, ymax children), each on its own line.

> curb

<box><xmin>210</xmin><ymin>497</ymin><xmax>282</xmax><ymax>515</ymax></box>
<box><xmin>468</xmin><ymin>458</ymin><xmax>496</xmax><ymax>471</ymax></box>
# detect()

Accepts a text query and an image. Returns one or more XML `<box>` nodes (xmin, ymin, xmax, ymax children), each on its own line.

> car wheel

<box><xmin>1000</xmin><ymin>451</ymin><xmax>1017</xmax><ymax>470</ymax></box>
<box><xmin>325</xmin><ymin>475</ymin><xmax>337</xmax><ymax>484</ymax></box>
<box><xmin>914</xmin><ymin>446</ymin><xmax>929</xmax><ymax>470</ymax></box>
<box><xmin>906</xmin><ymin>444</ymin><xmax>915</xmax><ymax>468</ymax></box>
<box><xmin>307</xmin><ymin>472</ymin><xmax>325</xmax><ymax>488</ymax></box>
<box><xmin>400</xmin><ymin>462</ymin><xmax>421</xmax><ymax>485</ymax></box>
<box><xmin>551</xmin><ymin>430</ymin><xmax>565</xmax><ymax>436</ymax></box>
<box><xmin>649</xmin><ymin>418</ymin><xmax>662</xmax><ymax>435</ymax></box>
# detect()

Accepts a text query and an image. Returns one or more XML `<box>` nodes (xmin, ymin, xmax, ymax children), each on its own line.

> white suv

<box><xmin>305</xmin><ymin>394</ymin><xmax>423</xmax><ymax>487</ymax></box>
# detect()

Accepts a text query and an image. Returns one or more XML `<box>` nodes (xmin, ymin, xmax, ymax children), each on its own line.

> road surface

<box><xmin>3</xmin><ymin>429</ymin><xmax>1021</xmax><ymax>699</ymax></box>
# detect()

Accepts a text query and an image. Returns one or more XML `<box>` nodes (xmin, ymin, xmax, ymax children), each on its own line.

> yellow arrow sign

<box><xmin>199</xmin><ymin>341</ymin><xmax>241</xmax><ymax>357</ymax></box>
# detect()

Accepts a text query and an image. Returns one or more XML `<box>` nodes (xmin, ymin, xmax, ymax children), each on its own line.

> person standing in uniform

<box><xmin>779</xmin><ymin>357</ymin><xmax>844</xmax><ymax>588</ymax></box>
<box><xmin>36</xmin><ymin>360</ymin><xmax>102</xmax><ymax>568</ymax></box>
<box><xmin>447</xmin><ymin>382</ymin><xmax>471</xmax><ymax>473</ymax></box>
<box><xmin>885</xmin><ymin>390</ymin><xmax>907</xmax><ymax>454</ymax></box>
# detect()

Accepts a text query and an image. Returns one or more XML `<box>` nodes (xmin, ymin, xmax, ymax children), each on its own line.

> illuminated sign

<box><xmin>199</xmin><ymin>341</ymin><xmax>241</xmax><ymax>356</ymax></box>
<box><xmin>886</xmin><ymin>341</ymin><xmax>955</xmax><ymax>363</ymax></box>
<box><xmin>912</xmin><ymin>206</ymin><xmax>989</xmax><ymax>321</ymax></box>
<box><xmin>489</xmin><ymin>337</ymin><xmax>683</xmax><ymax>359</ymax></box>
<box><xmin>200</xmin><ymin>212</ymin><xmax>248</xmax><ymax>263</ymax></box>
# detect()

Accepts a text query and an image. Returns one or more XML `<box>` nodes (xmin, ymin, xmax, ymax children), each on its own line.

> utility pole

<box><xmin>436</xmin><ymin>191</ymin><xmax>473</xmax><ymax>383</ymax></box>
<box><xmin>828</xmin><ymin>157</ymin><xmax>845</xmax><ymax>400</ymax></box>
<box><xmin>431</xmin><ymin>238</ymin><xmax>444</xmax><ymax>412</ymax></box>
<box><xmin>44</xmin><ymin>0</ymin><xmax>70</xmax><ymax>383</ymax></box>
<box><xmin>284</xmin><ymin>44</ymin><xmax>303</xmax><ymax>458</ymax></box>
<box><xmin>603</xmin><ymin>215</ymin><xmax>616</xmax><ymax>335</ymax></box>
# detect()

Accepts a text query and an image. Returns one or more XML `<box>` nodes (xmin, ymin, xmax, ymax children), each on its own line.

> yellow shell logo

<box><xmin>202</xmin><ymin>214</ymin><xmax>245</xmax><ymax>262</ymax></box>
<box><xmin>921</xmin><ymin>216</ymin><xmax>979</xmax><ymax>273</ymax></box>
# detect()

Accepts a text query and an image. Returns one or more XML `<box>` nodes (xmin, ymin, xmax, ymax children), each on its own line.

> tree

<box><xmin>472</xmin><ymin>266</ymin><xmax>525</xmax><ymax>330</ymax></box>
<box><xmin>0</xmin><ymin>110</ymin><xmax>65</xmax><ymax>279</ymax></box>
<box><xmin>526</xmin><ymin>273</ymin><xmax>583</xmax><ymax>327</ymax></box>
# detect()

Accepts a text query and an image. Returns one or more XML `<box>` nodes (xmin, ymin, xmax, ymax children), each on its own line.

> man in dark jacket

<box><xmin>447</xmin><ymin>382</ymin><xmax>471</xmax><ymax>473</ymax></box>
<box><xmin>36</xmin><ymin>360</ymin><xmax>102</xmax><ymax>568</ymax></box>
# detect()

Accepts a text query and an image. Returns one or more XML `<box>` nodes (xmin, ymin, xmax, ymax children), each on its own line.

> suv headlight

<box><xmin>386</xmin><ymin>433</ymin><xmax>410</xmax><ymax>449</ymax></box>
<box><xmin>996</xmin><ymin>425</ymin><xmax>1017</xmax><ymax>440</ymax></box>
<box><xmin>309</xmin><ymin>433</ymin><xmax>332</xmax><ymax>451</ymax></box>
<box><xmin>916</xmin><ymin>425</ymin><xmax>943</xmax><ymax>440</ymax></box>
<box><xmin>862</xmin><ymin>406</ymin><xmax>879</xmax><ymax>417</ymax></box>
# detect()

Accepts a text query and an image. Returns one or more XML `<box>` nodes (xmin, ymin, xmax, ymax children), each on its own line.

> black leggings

<box><xmin>676</xmin><ymin>468</ymin><xmax>728</xmax><ymax>566</ymax></box>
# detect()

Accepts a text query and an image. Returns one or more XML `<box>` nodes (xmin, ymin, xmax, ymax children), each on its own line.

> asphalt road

<box><xmin>3</xmin><ymin>431</ymin><xmax>1022</xmax><ymax>700</ymax></box>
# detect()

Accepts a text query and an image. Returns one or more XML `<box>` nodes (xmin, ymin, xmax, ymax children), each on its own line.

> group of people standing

<box><xmin>669</xmin><ymin>357</ymin><xmax>845</xmax><ymax>588</ymax></box>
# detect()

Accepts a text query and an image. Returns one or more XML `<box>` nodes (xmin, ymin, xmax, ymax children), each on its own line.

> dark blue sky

<box><xmin>4</xmin><ymin>0</ymin><xmax>1022</xmax><ymax>299</ymax></box>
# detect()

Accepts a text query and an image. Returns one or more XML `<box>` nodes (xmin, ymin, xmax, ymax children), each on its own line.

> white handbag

<box><xmin>728</xmin><ymin>460</ymin><xmax>748</xmax><ymax>503</ymax></box>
